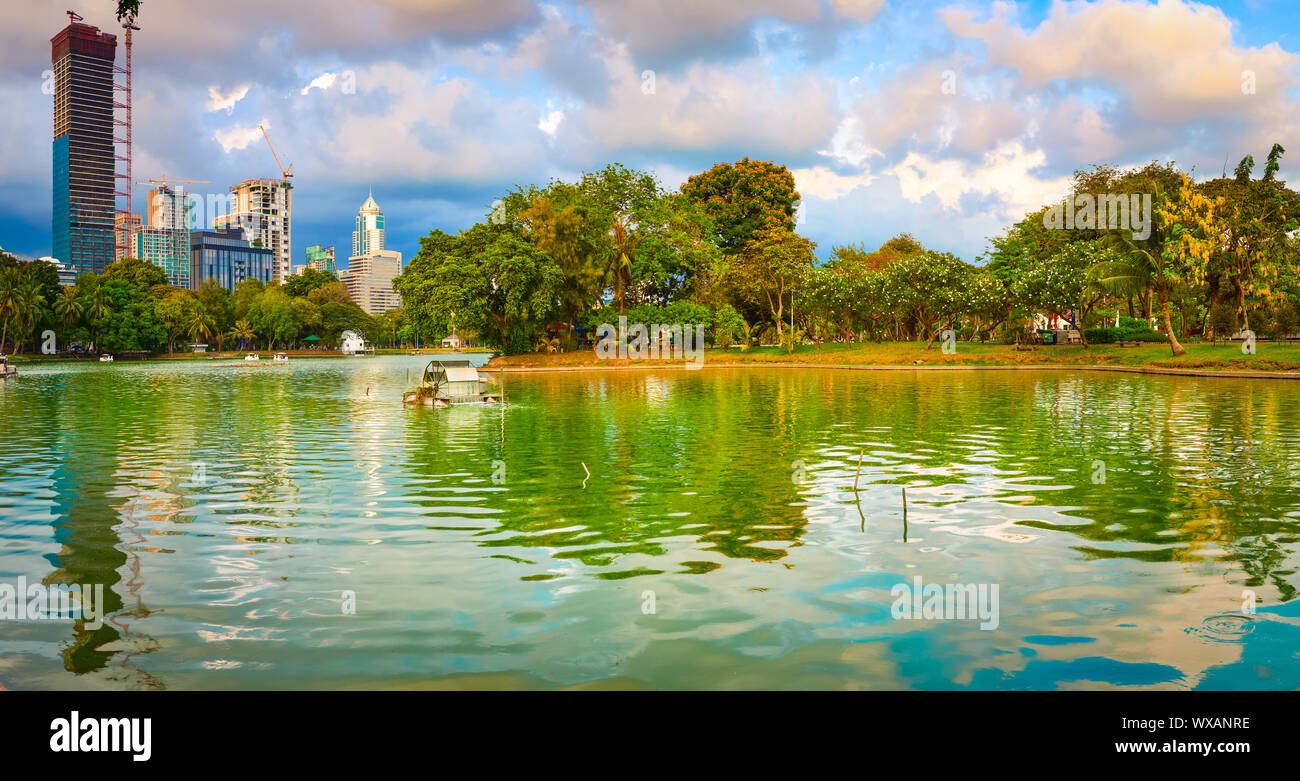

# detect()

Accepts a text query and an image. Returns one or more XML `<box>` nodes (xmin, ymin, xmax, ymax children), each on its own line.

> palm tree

<box><xmin>187</xmin><ymin>306</ymin><xmax>216</xmax><ymax>346</ymax></box>
<box><xmin>84</xmin><ymin>284</ymin><xmax>109</xmax><ymax>352</ymax></box>
<box><xmin>55</xmin><ymin>285</ymin><xmax>83</xmax><ymax>334</ymax></box>
<box><xmin>606</xmin><ymin>215</ymin><xmax>636</xmax><ymax>314</ymax></box>
<box><xmin>1089</xmin><ymin>242</ymin><xmax>1188</xmax><ymax>356</ymax></box>
<box><xmin>11</xmin><ymin>277</ymin><xmax>47</xmax><ymax>354</ymax></box>
<box><xmin>0</xmin><ymin>269</ymin><xmax>17</xmax><ymax>354</ymax></box>
<box><xmin>232</xmin><ymin>319</ymin><xmax>255</xmax><ymax>350</ymax></box>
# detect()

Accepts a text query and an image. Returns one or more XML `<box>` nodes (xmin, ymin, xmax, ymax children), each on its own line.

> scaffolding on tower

<box><xmin>112</xmin><ymin>8</ymin><xmax>140</xmax><ymax>259</ymax></box>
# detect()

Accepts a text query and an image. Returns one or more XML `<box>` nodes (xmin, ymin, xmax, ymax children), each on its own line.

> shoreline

<box><xmin>485</xmin><ymin>360</ymin><xmax>1300</xmax><ymax>380</ymax></box>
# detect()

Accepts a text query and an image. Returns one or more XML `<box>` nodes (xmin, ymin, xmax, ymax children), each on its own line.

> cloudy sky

<box><xmin>2</xmin><ymin>0</ymin><xmax>1298</xmax><ymax>267</ymax></box>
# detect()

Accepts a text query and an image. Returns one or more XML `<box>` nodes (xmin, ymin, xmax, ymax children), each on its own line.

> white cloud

<box><xmin>560</xmin><ymin>48</ymin><xmax>840</xmax><ymax>163</ymax></box>
<box><xmin>301</xmin><ymin>73</ymin><xmax>339</xmax><ymax>95</ymax></box>
<box><xmin>576</xmin><ymin>0</ymin><xmax>885</xmax><ymax>59</ymax></box>
<box><xmin>793</xmin><ymin>165</ymin><xmax>877</xmax><ymax>200</ymax></box>
<box><xmin>887</xmin><ymin>141</ymin><xmax>1071</xmax><ymax>219</ymax></box>
<box><xmin>206</xmin><ymin>84</ymin><xmax>251</xmax><ymax>114</ymax></box>
<box><xmin>538</xmin><ymin>110</ymin><xmax>565</xmax><ymax>137</ymax></box>
<box><xmin>942</xmin><ymin>0</ymin><xmax>1300</xmax><ymax>125</ymax></box>
<box><xmin>213</xmin><ymin>121</ymin><xmax>268</xmax><ymax>154</ymax></box>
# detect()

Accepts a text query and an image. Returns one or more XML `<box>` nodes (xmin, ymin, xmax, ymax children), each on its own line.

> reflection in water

<box><xmin>1</xmin><ymin>356</ymin><xmax>1298</xmax><ymax>690</ymax></box>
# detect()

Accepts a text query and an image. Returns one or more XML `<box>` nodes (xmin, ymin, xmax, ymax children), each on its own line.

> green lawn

<box><xmin>491</xmin><ymin>339</ymin><xmax>1300</xmax><ymax>373</ymax></box>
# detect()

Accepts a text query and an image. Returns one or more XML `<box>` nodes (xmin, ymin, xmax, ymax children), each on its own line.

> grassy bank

<box><xmin>374</xmin><ymin>347</ymin><xmax>496</xmax><ymax>355</ymax></box>
<box><xmin>486</xmin><ymin>340</ymin><xmax>1300</xmax><ymax>374</ymax></box>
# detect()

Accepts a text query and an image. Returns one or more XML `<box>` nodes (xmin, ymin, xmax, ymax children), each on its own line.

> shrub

<box><xmin>1086</xmin><ymin>328</ymin><xmax>1168</xmax><ymax>343</ymax></box>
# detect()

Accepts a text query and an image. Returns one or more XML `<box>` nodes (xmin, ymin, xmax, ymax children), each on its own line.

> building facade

<box><xmin>352</xmin><ymin>192</ymin><xmax>384</xmax><ymax>257</ymax></box>
<box><xmin>305</xmin><ymin>244</ymin><xmax>336</xmax><ymax>274</ymax></box>
<box><xmin>134</xmin><ymin>185</ymin><xmax>191</xmax><ymax>287</ymax></box>
<box><xmin>190</xmin><ymin>228</ymin><xmax>276</xmax><ymax>291</ymax></box>
<box><xmin>51</xmin><ymin>21</ymin><xmax>118</xmax><ymax>275</ymax></box>
<box><xmin>342</xmin><ymin>249</ymin><xmax>402</xmax><ymax>315</ymax></box>
<box><xmin>213</xmin><ymin>179</ymin><xmax>292</xmax><ymax>284</ymax></box>
<box><xmin>114</xmin><ymin>212</ymin><xmax>141</xmax><ymax>263</ymax></box>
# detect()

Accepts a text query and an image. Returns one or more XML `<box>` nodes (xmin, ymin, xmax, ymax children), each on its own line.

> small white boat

<box><xmin>98</xmin><ymin>354</ymin><xmax>113</xmax><ymax>363</ymax></box>
<box><xmin>244</xmin><ymin>353</ymin><xmax>260</xmax><ymax>362</ymax></box>
<box><xmin>0</xmin><ymin>356</ymin><xmax>16</xmax><ymax>377</ymax></box>
<box><xmin>273</xmin><ymin>352</ymin><xmax>289</xmax><ymax>363</ymax></box>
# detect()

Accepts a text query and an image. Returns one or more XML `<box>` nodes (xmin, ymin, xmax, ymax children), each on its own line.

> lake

<box><xmin>1</xmin><ymin>355</ymin><xmax>1298</xmax><ymax>689</ymax></box>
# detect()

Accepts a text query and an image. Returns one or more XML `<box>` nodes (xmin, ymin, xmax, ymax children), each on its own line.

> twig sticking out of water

<box><xmin>901</xmin><ymin>486</ymin><xmax>908</xmax><ymax>543</ymax></box>
<box><xmin>581</xmin><ymin>461</ymin><xmax>591</xmax><ymax>489</ymax></box>
<box><xmin>854</xmin><ymin>449</ymin><xmax>863</xmax><ymax>492</ymax></box>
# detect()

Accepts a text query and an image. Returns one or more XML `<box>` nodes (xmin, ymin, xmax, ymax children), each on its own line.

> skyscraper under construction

<box><xmin>51</xmin><ymin>18</ymin><xmax>118</xmax><ymax>275</ymax></box>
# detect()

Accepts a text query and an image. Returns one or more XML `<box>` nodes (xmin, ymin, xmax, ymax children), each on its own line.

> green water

<box><xmin>1</xmin><ymin>356</ymin><xmax>1298</xmax><ymax>690</ymax></box>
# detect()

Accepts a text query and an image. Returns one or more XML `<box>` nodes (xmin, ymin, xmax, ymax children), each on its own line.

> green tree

<box><xmin>885</xmin><ymin>251</ymin><xmax>973</xmax><ymax>348</ymax></box>
<box><xmin>234</xmin><ymin>277</ymin><xmax>266</xmax><ymax>320</ymax></box>
<box><xmin>290</xmin><ymin>297</ymin><xmax>322</xmax><ymax>342</ymax></box>
<box><xmin>0</xmin><ymin>268</ymin><xmax>17</xmax><ymax>353</ymax></box>
<box><xmin>103</xmin><ymin>256</ymin><xmax>169</xmax><ymax>291</ymax></box>
<box><xmin>681</xmin><ymin>158</ymin><xmax>800</xmax><ymax>253</ymax></box>
<box><xmin>96</xmin><ymin>279</ymin><xmax>165</xmax><ymax>353</ymax></box>
<box><xmin>394</xmin><ymin>223</ymin><xmax>564</xmax><ymax>354</ymax></box>
<box><xmin>283</xmin><ymin>268</ymin><xmax>339</xmax><ymax>299</ymax></box>
<box><xmin>187</xmin><ymin>305</ymin><xmax>216</xmax><ymax>346</ymax></box>
<box><xmin>55</xmin><ymin>285</ymin><xmax>83</xmax><ymax>336</ymax></box>
<box><xmin>9</xmin><ymin>274</ymin><xmax>48</xmax><ymax>354</ymax></box>
<box><xmin>195</xmin><ymin>278</ymin><xmax>234</xmax><ymax>350</ymax></box>
<box><xmin>231</xmin><ymin>319</ymin><xmax>255</xmax><ymax>349</ymax></box>
<box><xmin>307</xmin><ymin>280</ymin><xmax>352</xmax><ymax>307</ymax></box>
<box><xmin>246</xmin><ymin>286</ymin><xmax>297</xmax><ymax>349</ymax></box>
<box><xmin>731</xmin><ymin>227</ymin><xmax>815</xmax><ymax>336</ymax></box>
<box><xmin>156</xmin><ymin>291</ymin><xmax>196</xmax><ymax>355</ymax></box>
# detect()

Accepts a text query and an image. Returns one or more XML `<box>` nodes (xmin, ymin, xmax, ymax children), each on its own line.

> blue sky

<box><xmin>2</xmin><ymin>0</ymin><xmax>1297</xmax><ymax>268</ymax></box>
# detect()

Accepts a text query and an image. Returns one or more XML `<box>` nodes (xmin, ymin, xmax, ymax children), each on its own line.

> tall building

<box><xmin>191</xmin><ymin>228</ymin><xmax>275</xmax><ymax>291</ymax></box>
<box><xmin>133</xmin><ymin>185</ymin><xmax>191</xmax><ymax>287</ymax></box>
<box><xmin>305</xmin><ymin>244</ymin><xmax>336</xmax><ymax>274</ymax></box>
<box><xmin>352</xmin><ymin>191</ymin><xmax>385</xmax><ymax>257</ymax></box>
<box><xmin>51</xmin><ymin>20</ymin><xmax>118</xmax><ymax>275</ymax></box>
<box><xmin>213</xmin><ymin>178</ymin><xmax>292</xmax><ymax>283</ymax></box>
<box><xmin>342</xmin><ymin>249</ymin><xmax>402</xmax><ymax>315</ymax></box>
<box><xmin>114</xmin><ymin>212</ymin><xmax>141</xmax><ymax>263</ymax></box>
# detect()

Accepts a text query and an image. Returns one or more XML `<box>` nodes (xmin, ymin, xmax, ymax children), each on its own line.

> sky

<box><xmin>2</xmin><ymin>0</ymin><xmax>1298</xmax><ymax>269</ymax></box>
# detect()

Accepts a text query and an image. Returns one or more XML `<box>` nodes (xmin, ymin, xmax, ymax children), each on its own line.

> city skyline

<box><xmin>2</xmin><ymin>0</ymin><xmax>1299</xmax><ymax>270</ymax></box>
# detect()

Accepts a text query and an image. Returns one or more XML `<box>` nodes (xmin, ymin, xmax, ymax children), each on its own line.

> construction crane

<box><xmin>259</xmin><ymin>124</ymin><xmax>293</xmax><ymax>184</ymax></box>
<box><xmin>136</xmin><ymin>174</ymin><xmax>209</xmax><ymax>187</ymax></box>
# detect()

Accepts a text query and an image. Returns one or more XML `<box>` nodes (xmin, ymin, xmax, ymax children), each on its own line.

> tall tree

<box><xmin>681</xmin><ymin>158</ymin><xmax>800</xmax><ymax>253</ymax></box>
<box><xmin>731</xmin><ymin>227</ymin><xmax>815</xmax><ymax>336</ymax></box>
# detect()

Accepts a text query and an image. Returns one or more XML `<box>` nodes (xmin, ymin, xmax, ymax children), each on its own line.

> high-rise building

<box><xmin>114</xmin><ymin>212</ymin><xmax>141</xmax><ymax>263</ymax></box>
<box><xmin>133</xmin><ymin>185</ymin><xmax>191</xmax><ymax>287</ymax></box>
<box><xmin>51</xmin><ymin>20</ymin><xmax>118</xmax><ymax>275</ymax></box>
<box><xmin>352</xmin><ymin>191</ymin><xmax>385</xmax><ymax>257</ymax></box>
<box><xmin>190</xmin><ymin>228</ymin><xmax>276</xmax><ymax>291</ymax></box>
<box><xmin>305</xmin><ymin>244</ymin><xmax>336</xmax><ymax>274</ymax></box>
<box><xmin>342</xmin><ymin>249</ymin><xmax>402</xmax><ymax>315</ymax></box>
<box><xmin>213</xmin><ymin>178</ymin><xmax>292</xmax><ymax>283</ymax></box>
